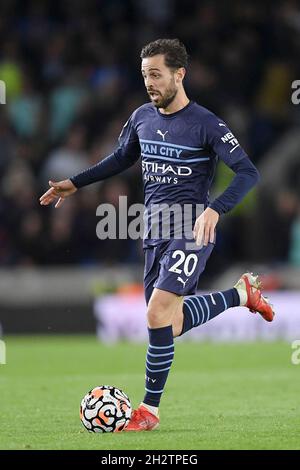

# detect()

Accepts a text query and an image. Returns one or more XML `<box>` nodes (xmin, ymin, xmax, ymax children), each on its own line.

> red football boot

<box><xmin>234</xmin><ymin>273</ymin><xmax>275</xmax><ymax>322</ymax></box>
<box><xmin>124</xmin><ymin>405</ymin><xmax>159</xmax><ymax>432</ymax></box>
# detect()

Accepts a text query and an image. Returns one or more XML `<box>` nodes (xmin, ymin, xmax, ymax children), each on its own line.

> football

<box><xmin>80</xmin><ymin>385</ymin><xmax>132</xmax><ymax>433</ymax></box>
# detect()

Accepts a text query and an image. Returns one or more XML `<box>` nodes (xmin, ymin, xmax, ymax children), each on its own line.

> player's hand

<box><xmin>193</xmin><ymin>207</ymin><xmax>219</xmax><ymax>247</ymax></box>
<box><xmin>39</xmin><ymin>179</ymin><xmax>77</xmax><ymax>208</ymax></box>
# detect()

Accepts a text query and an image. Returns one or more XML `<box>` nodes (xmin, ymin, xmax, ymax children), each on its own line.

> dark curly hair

<box><xmin>140</xmin><ymin>39</ymin><xmax>188</xmax><ymax>70</ymax></box>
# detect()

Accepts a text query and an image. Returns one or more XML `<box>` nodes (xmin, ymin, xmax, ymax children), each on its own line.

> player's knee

<box><xmin>147</xmin><ymin>295</ymin><xmax>173</xmax><ymax>327</ymax></box>
<box><xmin>147</xmin><ymin>304</ymin><xmax>164</xmax><ymax>326</ymax></box>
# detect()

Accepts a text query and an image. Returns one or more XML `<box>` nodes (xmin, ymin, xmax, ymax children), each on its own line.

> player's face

<box><xmin>141</xmin><ymin>55</ymin><xmax>180</xmax><ymax>109</ymax></box>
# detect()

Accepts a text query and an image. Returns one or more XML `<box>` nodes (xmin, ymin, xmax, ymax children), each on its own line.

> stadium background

<box><xmin>0</xmin><ymin>0</ymin><xmax>300</xmax><ymax>450</ymax></box>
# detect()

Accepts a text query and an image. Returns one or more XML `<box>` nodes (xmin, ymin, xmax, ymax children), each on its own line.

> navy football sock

<box><xmin>143</xmin><ymin>325</ymin><xmax>174</xmax><ymax>407</ymax></box>
<box><xmin>181</xmin><ymin>288</ymin><xmax>240</xmax><ymax>335</ymax></box>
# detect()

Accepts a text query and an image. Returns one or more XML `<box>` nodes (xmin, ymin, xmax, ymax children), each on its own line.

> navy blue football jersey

<box><xmin>118</xmin><ymin>101</ymin><xmax>249</xmax><ymax>245</ymax></box>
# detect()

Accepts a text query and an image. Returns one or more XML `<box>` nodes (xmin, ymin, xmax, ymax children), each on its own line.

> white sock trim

<box><xmin>141</xmin><ymin>402</ymin><xmax>159</xmax><ymax>417</ymax></box>
<box><xmin>236</xmin><ymin>287</ymin><xmax>247</xmax><ymax>306</ymax></box>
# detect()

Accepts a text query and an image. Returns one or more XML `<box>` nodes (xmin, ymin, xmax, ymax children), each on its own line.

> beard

<box><xmin>148</xmin><ymin>81</ymin><xmax>178</xmax><ymax>109</ymax></box>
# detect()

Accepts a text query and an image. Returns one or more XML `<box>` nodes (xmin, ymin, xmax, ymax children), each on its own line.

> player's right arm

<box><xmin>39</xmin><ymin>112</ymin><xmax>140</xmax><ymax>208</ymax></box>
<box><xmin>39</xmin><ymin>179</ymin><xmax>77</xmax><ymax>208</ymax></box>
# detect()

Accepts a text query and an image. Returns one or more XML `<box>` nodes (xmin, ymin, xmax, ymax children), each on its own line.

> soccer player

<box><xmin>40</xmin><ymin>39</ymin><xmax>274</xmax><ymax>432</ymax></box>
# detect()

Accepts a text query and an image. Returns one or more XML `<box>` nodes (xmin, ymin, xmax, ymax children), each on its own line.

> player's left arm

<box><xmin>194</xmin><ymin>116</ymin><xmax>260</xmax><ymax>246</ymax></box>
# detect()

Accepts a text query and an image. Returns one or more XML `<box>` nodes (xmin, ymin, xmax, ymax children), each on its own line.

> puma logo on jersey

<box><xmin>177</xmin><ymin>277</ymin><xmax>189</xmax><ymax>287</ymax></box>
<box><xmin>157</xmin><ymin>129</ymin><xmax>168</xmax><ymax>141</ymax></box>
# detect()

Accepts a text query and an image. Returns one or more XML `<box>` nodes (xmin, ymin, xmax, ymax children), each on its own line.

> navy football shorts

<box><xmin>144</xmin><ymin>238</ymin><xmax>215</xmax><ymax>305</ymax></box>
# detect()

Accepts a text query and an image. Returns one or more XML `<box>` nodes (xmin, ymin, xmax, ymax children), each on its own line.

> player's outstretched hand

<box><xmin>39</xmin><ymin>179</ymin><xmax>77</xmax><ymax>208</ymax></box>
<box><xmin>193</xmin><ymin>207</ymin><xmax>219</xmax><ymax>247</ymax></box>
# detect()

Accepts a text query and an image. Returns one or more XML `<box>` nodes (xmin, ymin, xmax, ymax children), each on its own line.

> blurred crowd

<box><xmin>0</xmin><ymin>0</ymin><xmax>300</xmax><ymax>270</ymax></box>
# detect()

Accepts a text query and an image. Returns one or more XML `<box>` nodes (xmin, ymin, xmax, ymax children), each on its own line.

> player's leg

<box><xmin>126</xmin><ymin>242</ymin><xmax>217</xmax><ymax>431</ymax></box>
<box><xmin>177</xmin><ymin>286</ymin><xmax>240</xmax><ymax>336</ymax></box>
<box><xmin>125</xmin><ymin>287</ymin><xmax>181</xmax><ymax>431</ymax></box>
<box><xmin>143</xmin><ymin>287</ymin><xmax>181</xmax><ymax>400</ymax></box>
<box><xmin>127</xmin><ymin>281</ymin><xmax>233</xmax><ymax>431</ymax></box>
<box><xmin>125</xmin><ymin>243</ymin><xmax>187</xmax><ymax>431</ymax></box>
<box><xmin>125</xmin><ymin>243</ymin><xmax>274</xmax><ymax>432</ymax></box>
<box><xmin>172</xmin><ymin>272</ymin><xmax>274</xmax><ymax>337</ymax></box>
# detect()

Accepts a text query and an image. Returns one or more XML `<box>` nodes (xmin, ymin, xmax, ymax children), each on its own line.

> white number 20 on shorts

<box><xmin>168</xmin><ymin>250</ymin><xmax>198</xmax><ymax>277</ymax></box>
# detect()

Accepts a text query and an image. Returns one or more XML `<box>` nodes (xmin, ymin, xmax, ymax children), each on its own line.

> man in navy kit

<box><xmin>40</xmin><ymin>39</ymin><xmax>274</xmax><ymax>431</ymax></box>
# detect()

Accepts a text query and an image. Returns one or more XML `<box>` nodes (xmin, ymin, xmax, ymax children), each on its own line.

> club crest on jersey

<box><xmin>157</xmin><ymin>129</ymin><xmax>168</xmax><ymax>141</ymax></box>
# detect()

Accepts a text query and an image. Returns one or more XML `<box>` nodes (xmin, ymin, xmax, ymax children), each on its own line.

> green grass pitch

<box><xmin>0</xmin><ymin>335</ymin><xmax>299</xmax><ymax>450</ymax></box>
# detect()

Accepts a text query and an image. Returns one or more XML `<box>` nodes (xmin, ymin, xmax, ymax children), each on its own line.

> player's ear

<box><xmin>175</xmin><ymin>67</ymin><xmax>186</xmax><ymax>84</ymax></box>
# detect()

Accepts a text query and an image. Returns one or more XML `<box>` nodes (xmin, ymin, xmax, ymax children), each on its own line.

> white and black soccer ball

<box><xmin>80</xmin><ymin>385</ymin><xmax>132</xmax><ymax>433</ymax></box>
